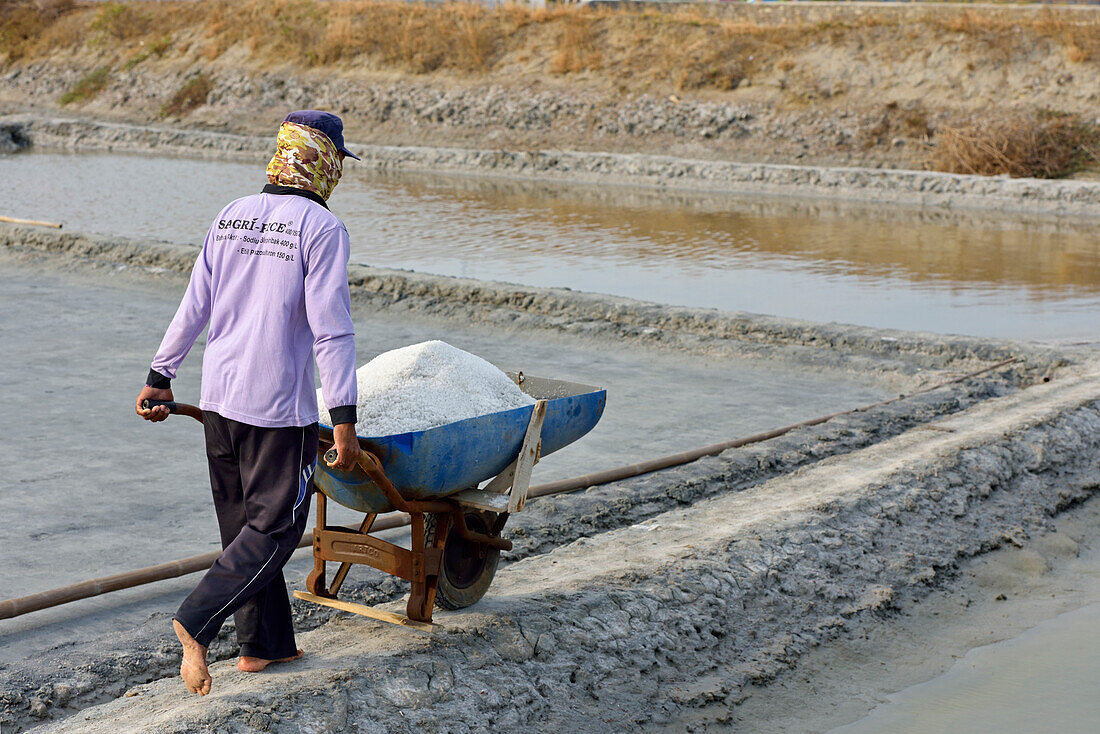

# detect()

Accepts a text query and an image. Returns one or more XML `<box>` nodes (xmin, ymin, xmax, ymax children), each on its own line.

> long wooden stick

<box><xmin>0</xmin><ymin>514</ymin><xmax>410</xmax><ymax>621</ymax></box>
<box><xmin>0</xmin><ymin>215</ymin><xmax>62</xmax><ymax>229</ymax></box>
<box><xmin>530</xmin><ymin>357</ymin><xmax>1021</xmax><ymax>498</ymax></box>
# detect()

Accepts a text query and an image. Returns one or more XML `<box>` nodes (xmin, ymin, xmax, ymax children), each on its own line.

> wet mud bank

<box><xmin>0</xmin><ymin>224</ymin><xmax>1075</xmax><ymax>388</ymax></box>
<box><xmin>25</xmin><ymin>361</ymin><xmax>1100</xmax><ymax>733</ymax></box>
<box><xmin>5</xmin><ymin>116</ymin><xmax>1100</xmax><ymax>218</ymax></box>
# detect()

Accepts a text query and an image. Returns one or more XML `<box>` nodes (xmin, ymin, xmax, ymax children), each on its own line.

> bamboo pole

<box><xmin>531</xmin><ymin>357</ymin><xmax>1020</xmax><ymax>497</ymax></box>
<box><xmin>0</xmin><ymin>358</ymin><xmax>1020</xmax><ymax>621</ymax></box>
<box><xmin>0</xmin><ymin>514</ymin><xmax>410</xmax><ymax>621</ymax></box>
<box><xmin>0</xmin><ymin>215</ymin><xmax>62</xmax><ymax>229</ymax></box>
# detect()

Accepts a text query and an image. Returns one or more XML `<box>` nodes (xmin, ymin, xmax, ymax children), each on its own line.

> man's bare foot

<box><xmin>237</xmin><ymin>649</ymin><xmax>304</xmax><ymax>673</ymax></box>
<box><xmin>173</xmin><ymin>620</ymin><xmax>212</xmax><ymax>696</ymax></box>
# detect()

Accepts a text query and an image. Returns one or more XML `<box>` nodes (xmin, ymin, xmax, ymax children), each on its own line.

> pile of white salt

<box><xmin>318</xmin><ymin>340</ymin><xmax>535</xmax><ymax>436</ymax></box>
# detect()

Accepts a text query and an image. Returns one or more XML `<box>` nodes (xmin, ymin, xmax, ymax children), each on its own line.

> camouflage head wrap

<box><xmin>266</xmin><ymin>121</ymin><xmax>343</xmax><ymax>201</ymax></box>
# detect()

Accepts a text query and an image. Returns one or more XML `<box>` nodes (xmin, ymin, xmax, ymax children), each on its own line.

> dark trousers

<box><xmin>174</xmin><ymin>412</ymin><xmax>318</xmax><ymax>658</ymax></box>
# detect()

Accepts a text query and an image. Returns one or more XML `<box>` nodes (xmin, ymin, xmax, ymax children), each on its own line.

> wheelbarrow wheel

<box><xmin>425</xmin><ymin>510</ymin><xmax>502</xmax><ymax>610</ymax></box>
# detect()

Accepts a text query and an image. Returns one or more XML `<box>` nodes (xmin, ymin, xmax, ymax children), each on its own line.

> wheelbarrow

<box><xmin>146</xmin><ymin>372</ymin><xmax>604</xmax><ymax>630</ymax></box>
<box><xmin>299</xmin><ymin>372</ymin><xmax>605</xmax><ymax>629</ymax></box>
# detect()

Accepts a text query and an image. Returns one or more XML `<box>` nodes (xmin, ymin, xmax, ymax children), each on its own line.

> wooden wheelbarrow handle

<box><xmin>141</xmin><ymin>399</ymin><xmax>204</xmax><ymax>424</ymax></box>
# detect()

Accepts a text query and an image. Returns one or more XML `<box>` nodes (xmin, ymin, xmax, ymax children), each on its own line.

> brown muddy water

<box><xmin>3</xmin><ymin>150</ymin><xmax>1099</xmax><ymax>341</ymax></box>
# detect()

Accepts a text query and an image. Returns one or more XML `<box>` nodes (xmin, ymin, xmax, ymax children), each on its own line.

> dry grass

<box><xmin>4</xmin><ymin>1</ymin><xmax>1099</xmax><ymax>91</ymax></box>
<box><xmin>931</xmin><ymin>113</ymin><xmax>1100</xmax><ymax>179</ymax></box>
<box><xmin>0</xmin><ymin>1</ymin><xmax>897</xmax><ymax>90</ymax></box>
<box><xmin>862</xmin><ymin>101</ymin><xmax>934</xmax><ymax>149</ymax></box>
<box><xmin>551</xmin><ymin>14</ymin><xmax>602</xmax><ymax>74</ymax></box>
<box><xmin>123</xmin><ymin>34</ymin><xmax>172</xmax><ymax>70</ymax></box>
<box><xmin>0</xmin><ymin>0</ymin><xmax>76</xmax><ymax>61</ymax></box>
<box><xmin>936</xmin><ymin>8</ymin><xmax>1100</xmax><ymax>63</ymax></box>
<box><xmin>160</xmin><ymin>72</ymin><xmax>213</xmax><ymax>117</ymax></box>
<box><xmin>7</xmin><ymin>1</ymin><xmax>1100</xmax><ymax>178</ymax></box>
<box><xmin>89</xmin><ymin>1</ymin><xmax>151</xmax><ymax>42</ymax></box>
<box><xmin>59</xmin><ymin>64</ymin><xmax>109</xmax><ymax>105</ymax></box>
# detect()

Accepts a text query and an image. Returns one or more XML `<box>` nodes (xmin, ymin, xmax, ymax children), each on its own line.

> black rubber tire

<box><xmin>425</xmin><ymin>510</ymin><xmax>502</xmax><ymax>610</ymax></box>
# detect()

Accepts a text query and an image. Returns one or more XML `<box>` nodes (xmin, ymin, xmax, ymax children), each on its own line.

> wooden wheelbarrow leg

<box><xmin>304</xmin><ymin>496</ymin><xmax>379</xmax><ymax>598</ymax></box>
<box><xmin>293</xmin><ymin>590</ymin><xmax>435</xmax><ymax>633</ymax></box>
<box><xmin>302</xmin><ymin>494</ymin><xmax>448</xmax><ymax>626</ymax></box>
<box><xmin>303</xmin><ymin>505</ymin><xmax>444</xmax><ymax>629</ymax></box>
<box><xmin>306</xmin><ymin>491</ymin><xmax>330</xmax><ymax>597</ymax></box>
<box><xmin>406</xmin><ymin>511</ymin><xmax>451</xmax><ymax>623</ymax></box>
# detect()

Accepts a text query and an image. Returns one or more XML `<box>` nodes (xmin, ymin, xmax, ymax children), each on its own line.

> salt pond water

<box><xmin>830</xmin><ymin>601</ymin><xmax>1100</xmax><ymax>734</ymax></box>
<box><xmin>3</xmin><ymin>150</ymin><xmax>1099</xmax><ymax>341</ymax></box>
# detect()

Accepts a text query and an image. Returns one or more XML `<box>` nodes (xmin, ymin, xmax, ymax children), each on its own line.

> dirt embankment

<box><xmin>0</xmin><ymin>359</ymin><xmax>1007</xmax><ymax>732</ymax></box>
<box><xmin>0</xmin><ymin>229</ymin><xmax>1097</xmax><ymax>731</ymax></box>
<box><xmin>0</xmin><ymin>233</ymin><xmax>1088</xmax><ymax>730</ymax></box>
<box><xmin>2</xmin><ymin>1</ymin><xmax>1099</xmax><ymax>175</ymax></box>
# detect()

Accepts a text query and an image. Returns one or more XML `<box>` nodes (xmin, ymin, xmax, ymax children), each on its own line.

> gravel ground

<box><xmin>17</xmin><ymin>359</ymin><xmax>1099</xmax><ymax>733</ymax></box>
<box><xmin>4</xmin><ymin>116</ymin><xmax>1100</xmax><ymax>218</ymax></box>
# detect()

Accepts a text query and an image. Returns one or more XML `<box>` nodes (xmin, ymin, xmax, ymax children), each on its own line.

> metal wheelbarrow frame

<box><xmin>296</xmin><ymin>373</ymin><xmax>606</xmax><ymax>629</ymax></box>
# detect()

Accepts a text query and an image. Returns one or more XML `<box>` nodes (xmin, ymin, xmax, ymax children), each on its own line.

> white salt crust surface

<box><xmin>318</xmin><ymin>340</ymin><xmax>535</xmax><ymax>436</ymax></box>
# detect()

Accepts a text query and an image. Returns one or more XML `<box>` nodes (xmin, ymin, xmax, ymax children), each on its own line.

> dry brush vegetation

<box><xmin>2</xmin><ymin>0</ymin><xmax>1099</xmax><ymax>177</ymax></box>
<box><xmin>0</xmin><ymin>0</ymin><xmax>842</xmax><ymax>83</ymax></box>
<box><xmin>933</xmin><ymin>113</ymin><xmax>1100</xmax><ymax>179</ymax></box>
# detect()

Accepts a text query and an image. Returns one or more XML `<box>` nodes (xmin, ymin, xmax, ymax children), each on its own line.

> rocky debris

<box><xmin>27</xmin><ymin>363</ymin><xmax>1100</xmax><ymax>733</ymax></box>
<box><xmin>0</xmin><ymin>65</ymin><xmax>763</xmax><ymax>148</ymax></box>
<box><xmin>0</xmin><ymin>121</ymin><xmax>28</xmax><ymax>153</ymax></box>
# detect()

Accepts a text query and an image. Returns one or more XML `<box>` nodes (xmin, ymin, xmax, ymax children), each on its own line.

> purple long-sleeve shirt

<box><xmin>150</xmin><ymin>187</ymin><xmax>357</xmax><ymax>428</ymax></box>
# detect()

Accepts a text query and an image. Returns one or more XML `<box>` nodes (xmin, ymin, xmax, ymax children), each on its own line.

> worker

<box><xmin>135</xmin><ymin>111</ymin><xmax>362</xmax><ymax>696</ymax></box>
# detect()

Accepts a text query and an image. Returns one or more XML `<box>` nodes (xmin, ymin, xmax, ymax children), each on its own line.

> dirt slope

<box><xmin>2</xmin><ymin>1</ymin><xmax>1098</xmax><ymax>172</ymax></box>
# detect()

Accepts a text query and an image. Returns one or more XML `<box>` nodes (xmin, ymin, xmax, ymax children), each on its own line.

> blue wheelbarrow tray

<box><xmin>316</xmin><ymin>374</ymin><xmax>606</xmax><ymax>514</ymax></box>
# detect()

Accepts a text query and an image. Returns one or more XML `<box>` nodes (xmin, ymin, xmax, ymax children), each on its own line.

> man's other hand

<box><xmin>328</xmin><ymin>422</ymin><xmax>361</xmax><ymax>471</ymax></box>
<box><xmin>136</xmin><ymin>385</ymin><xmax>174</xmax><ymax>422</ymax></box>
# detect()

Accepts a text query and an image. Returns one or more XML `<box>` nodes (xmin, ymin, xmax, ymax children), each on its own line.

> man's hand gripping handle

<box><xmin>326</xmin><ymin>423</ymin><xmax>361</xmax><ymax>472</ymax></box>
